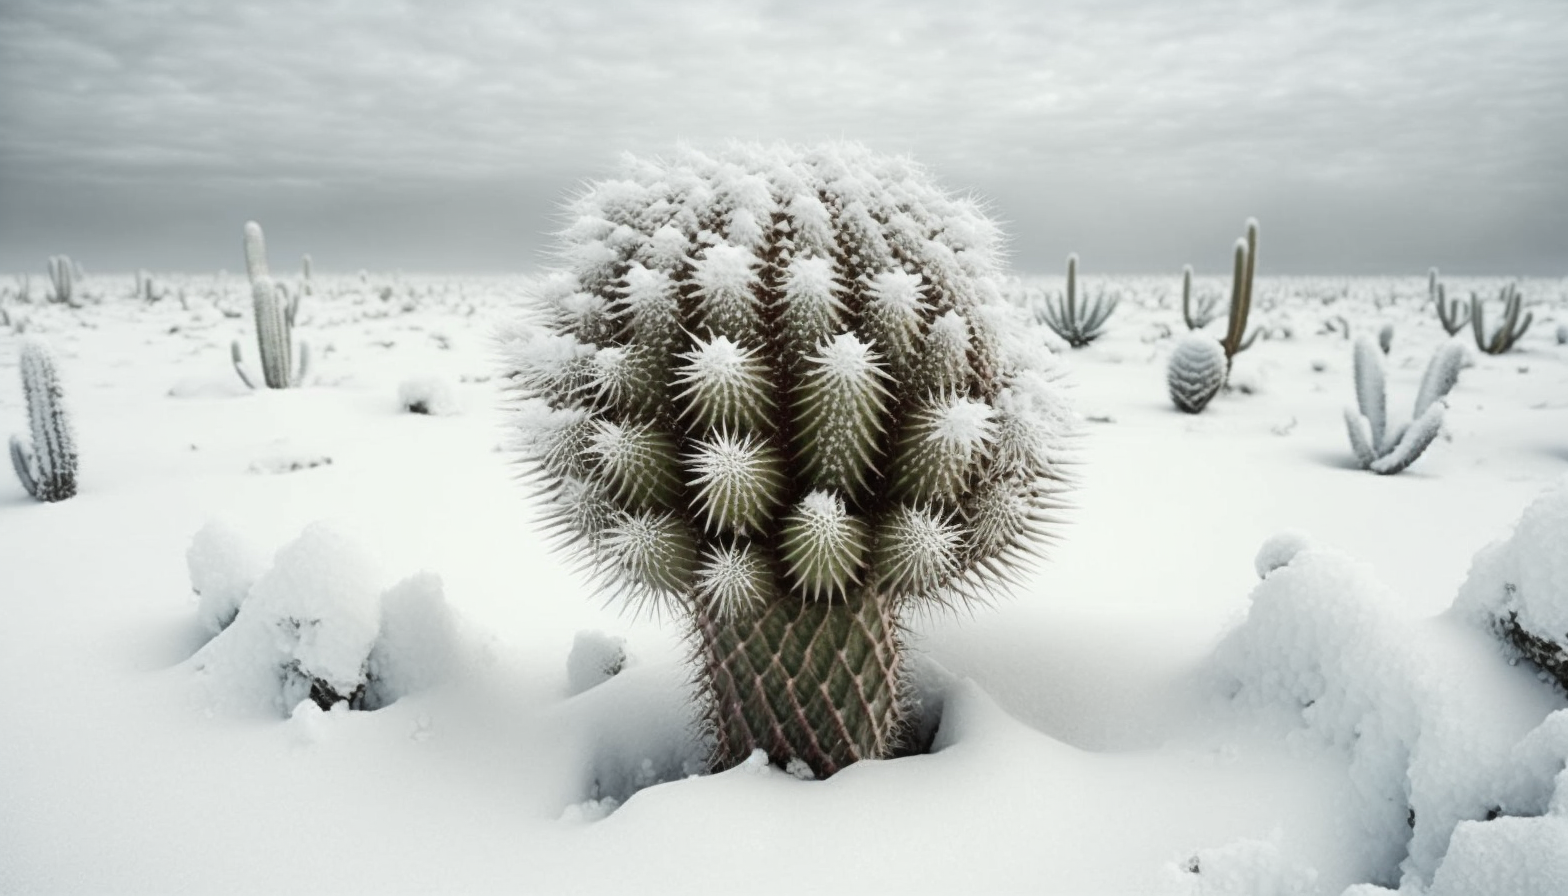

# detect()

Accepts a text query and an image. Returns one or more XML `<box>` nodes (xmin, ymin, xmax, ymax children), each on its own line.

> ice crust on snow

<box><xmin>1453</xmin><ymin>476</ymin><xmax>1568</xmax><ymax>646</ymax></box>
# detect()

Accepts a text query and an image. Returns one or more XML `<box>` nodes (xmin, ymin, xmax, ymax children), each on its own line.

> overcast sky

<box><xmin>1</xmin><ymin>0</ymin><xmax>1563</xmax><ymax>276</ymax></box>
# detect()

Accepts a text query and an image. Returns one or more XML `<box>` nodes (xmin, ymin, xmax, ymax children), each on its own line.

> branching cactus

<box><xmin>8</xmin><ymin>336</ymin><xmax>78</xmax><ymax>502</ymax></box>
<box><xmin>1429</xmin><ymin>268</ymin><xmax>1469</xmax><ymax>336</ymax></box>
<box><xmin>502</xmin><ymin>143</ymin><xmax>1074</xmax><ymax>778</ymax></box>
<box><xmin>232</xmin><ymin>221</ymin><xmax>309</xmax><ymax>389</ymax></box>
<box><xmin>1181</xmin><ymin>264</ymin><xmax>1220</xmax><ymax>330</ymax></box>
<box><xmin>1470</xmin><ymin>283</ymin><xmax>1532</xmax><ymax>355</ymax></box>
<box><xmin>1344</xmin><ymin>336</ymin><xmax>1465</xmax><ymax>474</ymax></box>
<box><xmin>1036</xmin><ymin>253</ymin><xmax>1118</xmax><ymax>347</ymax></box>
<box><xmin>1219</xmin><ymin>220</ymin><xmax>1261</xmax><ymax>371</ymax></box>
<box><xmin>1167</xmin><ymin>333</ymin><xmax>1227</xmax><ymax>413</ymax></box>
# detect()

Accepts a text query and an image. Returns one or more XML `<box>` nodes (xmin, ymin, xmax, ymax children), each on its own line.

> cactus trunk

<box><xmin>697</xmin><ymin>587</ymin><xmax>902</xmax><ymax>776</ymax></box>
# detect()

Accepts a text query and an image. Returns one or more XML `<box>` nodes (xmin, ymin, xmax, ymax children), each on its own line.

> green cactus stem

<box><xmin>1429</xmin><ymin>268</ymin><xmax>1469</xmax><ymax>336</ymax></box>
<box><xmin>503</xmin><ymin>143</ymin><xmax>1075</xmax><ymax>778</ymax></box>
<box><xmin>1219</xmin><ymin>220</ymin><xmax>1261</xmax><ymax>372</ymax></box>
<box><xmin>46</xmin><ymin>256</ymin><xmax>74</xmax><ymax>305</ymax></box>
<box><xmin>1470</xmin><ymin>283</ymin><xmax>1532</xmax><ymax>355</ymax></box>
<box><xmin>1181</xmin><ymin>264</ymin><xmax>1219</xmax><ymax>330</ymax></box>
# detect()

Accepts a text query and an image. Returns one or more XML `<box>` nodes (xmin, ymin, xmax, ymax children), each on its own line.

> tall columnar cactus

<box><xmin>8</xmin><ymin>337</ymin><xmax>78</xmax><ymax>502</ymax></box>
<box><xmin>502</xmin><ymin>143</ymin><xmax>1074</xmax><ymax>778</ymax></box>
<box><xmin>1167</xmin><ymin>333</ymin><xmax>1227</xmax><ymax>413</ymax></box>
<box><xmin>1219</xmin><ymin>219</ymin><xmax>1261</xmax><ymax>371</ymax></box>
<box><xmin>1429</xmin><ymin>267</ymin><xmax>1469</xmax><ymax>336</ymax></box>
<box><xmin>1035</xmin><ymin>253</ymin><xmax>1118</xmax><ymax>347</ymax></box>
<box><xmin>1344</xmin><ymin>336</ymin><xmax>1465</xmax><ymax>475</ymax></box>
<box><xmin>232</xmin><ymin>221</ymin><xmax>308</xmax><ymax>389</ymax></box>
<box><xmin>46</xmin><ymin>255</ymin><xmax>74</xmax><ymax>305</ymax></box>
<box><xmin>1181</xmin><ymin>264</ymin><xmax>1219</xmax><ymax>330</ymax></box>
<box><xmin>1470</xmin><ymin>283</ymin><xmax>1532</xmax><ymax>355</ymax></box>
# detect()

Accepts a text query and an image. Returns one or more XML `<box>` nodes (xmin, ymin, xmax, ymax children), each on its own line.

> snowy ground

<box><xmin>1</xmin><ymin>272</ymin><xmax>1565</xmax><ymax>895</ymax></box>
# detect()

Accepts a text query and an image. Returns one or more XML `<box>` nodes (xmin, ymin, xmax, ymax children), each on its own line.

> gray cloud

<box><xmin>1</xmin><ymin>0</ymin><xmax>1563</xmax><ymax>274</ymax></box>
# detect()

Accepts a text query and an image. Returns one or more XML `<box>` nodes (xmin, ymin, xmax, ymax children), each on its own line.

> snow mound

<box><xmin>1453</xmin><ymin>476</ymin><xmax>1568</xmax><ymax>677</ymax></box>
<box><xmin>566</xmin><ymin>630</ymin><xmax>627</xmax><ymax>696</ymax></box>
<box><xmin>397</xmin><ymin>376</ymin><xmax>460</xmax><ymax>416</ymax></box>
<box><xmin>186</xmin><ymin>519</ymin><xmax>267</xmax><ymax>635</ymax></box>
<box><xmin>1426</xmin><ymin>812</ymin><xmax>1568</xmax><ymax>896</ymax></box>
<box><xmin>1168</xmin><ymin>836</ymin><xmax>1319</xmax><ymax>896</ymax></box>
<box><xmin>185</xmin><ymin>522</ymin><xmax>473</xmax><ymax>716</ymax></box>
<box><xmin>1254</xmin><ymin>530</ymin><xmax>1316</xmax><ymax>579</ymax></box>
<box><xmin>1214</xmin><ymin>523</ymin><xmax>1568</xmax><ymax>892</ymax></box>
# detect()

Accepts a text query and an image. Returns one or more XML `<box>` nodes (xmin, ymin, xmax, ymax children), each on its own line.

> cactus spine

<box><xmin>232</xmin><ymin>221</ymin><xmax>308</xmax><ymax>389</ymax></box>
<box><xmin>1036</xmin><ymin>253</ymin><xmax>1118</xmax><ymax>347</ymax></box>
<box><xmin>1470</xmin><ymin>283</ymin><xmax>1532</xmax><ymax>355</ymax></box>
<box><xmin>8</xmin><ymin>337</ymin><xmax>78</xmax><ymax>502</ymax></box>
<box><xmin>504</xmin><ymin>143</ymin><xmax>1073</xmax><ymax>778</ymax></box>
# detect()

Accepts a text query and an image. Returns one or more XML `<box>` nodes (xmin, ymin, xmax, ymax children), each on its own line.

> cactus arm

<box><xmin>9</xmin><ymin>434</ymin><xmax>40</xmax><ymax>498</ymax></box>
<box><xmin>1469</xmin><ymin>292</ymin><xmax>1488</xmax><ymax>353</ymax></box>
<box><xmin>1065</xmin><ymin>254</ymin><xmax>1078</xmax><ymax>324</ymax></box>
<box><xmin>1413</xmin><ymin>342</ymin><xmax>1466</xmax><ymax>417</ymax></box>
<box><xmin>1343</xmin><ymin>408</ymin><xmax>1377</xmax><ymax>469</ymax></box>
<box><xmin>1352</xmin><ymin>336</ymin><xmax>1387</xmax><ymax>450</ymax></box>
<box><xmin>1222</xmin><ymin>238</ymin><xmax>1249</xmax><ymax>362</ymax></box>
<box><xmin>1238</xmin><ymin>326</ymin><xmax>1261</xmax><ymax>353</ymax></box>
<box><xmin>1181</xmin><ymin>265</ymin><xmax>1195</xmax><ymax>330</ymax></box>
<box><xmin>1370</xmin><ymin>403</ymin><xmax>1444</xmax><ymax>475</ymax></box>
<box><xmin>231</xmin><ymin>340</ymin><xmax>258</xmax><ymax>390</ymax></box>
<box><xmin>291</xmin><ymin>341</ymin><xmax>310</xmax><ymax>388</ymax></box>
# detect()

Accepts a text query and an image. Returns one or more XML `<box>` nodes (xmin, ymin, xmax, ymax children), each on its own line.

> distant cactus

<box><xmin>503</xmin><ymin>143</ymin><xmax>1074</xmax><ymax>778</ymax></box>
<box><xmin>1219</xmin><ymin>220</ymin><xmax>1261</xmax><ymax>371</ymax></box>
<box><xmin>8</xmin><ymin>337</ymin><xmax>78</xmax><ymax>502</ymax></box>
<box><xmin>135</xmin><ymin>269</ymin><xmax>167</xmax><ymax>303</ymax></box>
<box><xmin>1429</xmin><ymin>268</ymin><xmax>1469</xmax><ymax>335</ymax></box>
<box><xmin>1167</xmin><ymin>333</ymin><xmax>1227</xmax><ymax>413</ymax></box>
<box><xmin>45</xmin><ymin>256</ymin><xmax>74</xmax><ymax>305</ymax></box>
<box><xmin>1470</xmin><ymin>283</ymin><xmax>1532</xmax><ymax>355</ymax></box>
<box><xmin>1181</xmin><ymin>264</ymin><xmax>1220</xmax><ymax>330</ymax></box>
<box><xmin>1036</xmin><ymin>254</ymin><xmax>1118</xmax><ymax>347</ymax></box>
<box><xmin>1377</xmin><ymin>322</ymin><xmax>1394</xmax><ymax>354</ymax></box>
<box><xmin>1344</xmin><ymin>336</ymin><xmax>1465</xmax><ymax>474</ymax></box>
<box><xmin>231</xmin><ymin>222</ymin><xmax>309</xmax><ymax>389</ymax></box>
<box><xmin>1557</xmin><ymin>322</ymin><xmax>1567</xmax><ymax>345</ymax></box>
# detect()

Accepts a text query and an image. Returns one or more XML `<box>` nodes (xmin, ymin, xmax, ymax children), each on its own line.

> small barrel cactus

<box><xmin>232</xmin><ymin>221</ymin><xmax>308</xmax><ymax>389</ymax></box>
<box><xmin>502</xmin><ymin>143</ymin><xmax>1073</xmax><ymax>777</ymax></box>
<box><xmin>1167</xmin><ymin>333</ymin><xmax>1227</xmax><ymax>413</ymax></box>
<box><xmin>8</xmin><ymin>336</ymin><xmax>78</xmax><ymax>502</ymax></box>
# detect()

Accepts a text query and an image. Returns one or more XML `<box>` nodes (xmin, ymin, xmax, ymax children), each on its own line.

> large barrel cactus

<box><xmin>502</xmin><ymin>143</ymin><xmax>1073</xmax><ymax>778</ymax></box>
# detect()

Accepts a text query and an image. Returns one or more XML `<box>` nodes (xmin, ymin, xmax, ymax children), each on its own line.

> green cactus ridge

<box><xmin>503</xmin><ymin>143</ymin><xmax>1074</xmax><ymax>776</ymax></box>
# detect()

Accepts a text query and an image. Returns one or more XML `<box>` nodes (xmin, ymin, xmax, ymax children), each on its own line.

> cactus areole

<box><xmin>502</xmin><ymin>143</ymin><xmax>1073</xmax><ymax>777</ymax></box>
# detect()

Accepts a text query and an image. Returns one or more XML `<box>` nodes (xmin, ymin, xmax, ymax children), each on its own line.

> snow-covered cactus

<box><xmin>1036</xmin><ymin>253</ymin><xmax>1117</xmax><ymax>347</ymax></box>
<box><xmin>1343</xmin><ymin>336</ymin><xmax>1465</xmax><ymax>474</ymax></box>
<box><xmin>45</xmin><ymin>255</ymin><xmax>74</xmax><ymax>305</ymax></box>
<box><xmin>8</xmin><ymin>336</ymin><xmax>78</xmax><ymax>502</ymax></box>
<box><xmin>232</xmin><ymin>222</ymin><xmax>308</xmax><ymax>389</ymax></box>
<box><xmin>1470</xmin><ymin>283</ymin><xmax>1532</xmax><ymax>355</ymax></box>
<box><xmin>502</xmin><ymin>143</ymin><xmax>1073</xmax><ymax>778</ymax></box>
<box><xmin>1167</xmin><ymin>333</ymin><xmax>1227</xmax><ymax>413</ymax></box>
<box><xmin>1181</xmin><ymin>264</ymin><xmax>1219</xmax><ymax>330</ymax></box>
<box><xmin>1430</xmin><ymin>268</ymin><xmax>1469</xmax><ymax>336</ymax></box>
<box><xmin>1219</xmin><ymin>220</ymin><xmax>1261</xmax><ymax>371</ymax></box>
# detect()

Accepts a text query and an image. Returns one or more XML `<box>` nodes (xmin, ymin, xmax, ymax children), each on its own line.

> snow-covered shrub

<box><xmin>566</xmin><ymin>630</ymin><xmax>627</xmax><ymax>696</ymax></box>
<box><xmin>1453</xmin><ymin>478</ymin><xmax>1568</xmax><ymax>692</ymax></box>
<box><xmin>1217</xmin><ymin>515</ymin><xmax>1568</xmax><ymax>892</ymax></box>
<box><xmin>501</xmin><ymin>142</ymin><xmax>1075</xmax><ymax>778</ymax></box>
<box><xmin>1344</xmin><ymin>337</ymin><xmax>1465</xmax><ymax>474</ymax></box>
<box><xmin>231</xmin><ymin>221</ymin><xmax>309</xmax><ymax>389</ymax></box>
<box><xmin>187</xmin><ymin>520</ymin><xmax>267</xmax><ymax>635</ymax></box>
<box><xmin>1167</xmin><ymin>333</ymin><xmax>1226</xmax><ymax>413</ymax></box>
<box><xmin>397</xmin><ymin>376</ymin><xmax>459</xmax><ymax>416</ymax></box>
<box><xmin>8</xmin><ymin>336</ymin><xmax>78</xmax><ymax>502</ymax></box>
<box><xmin>1035</xmin><ymin>253</ymin><xmax>1117</xmax><ymax>347</ymax></box>
<box><xmin>186</xmin><ymin>523</ymin><xmax>468</xmax><ymax>715</ymax></box>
